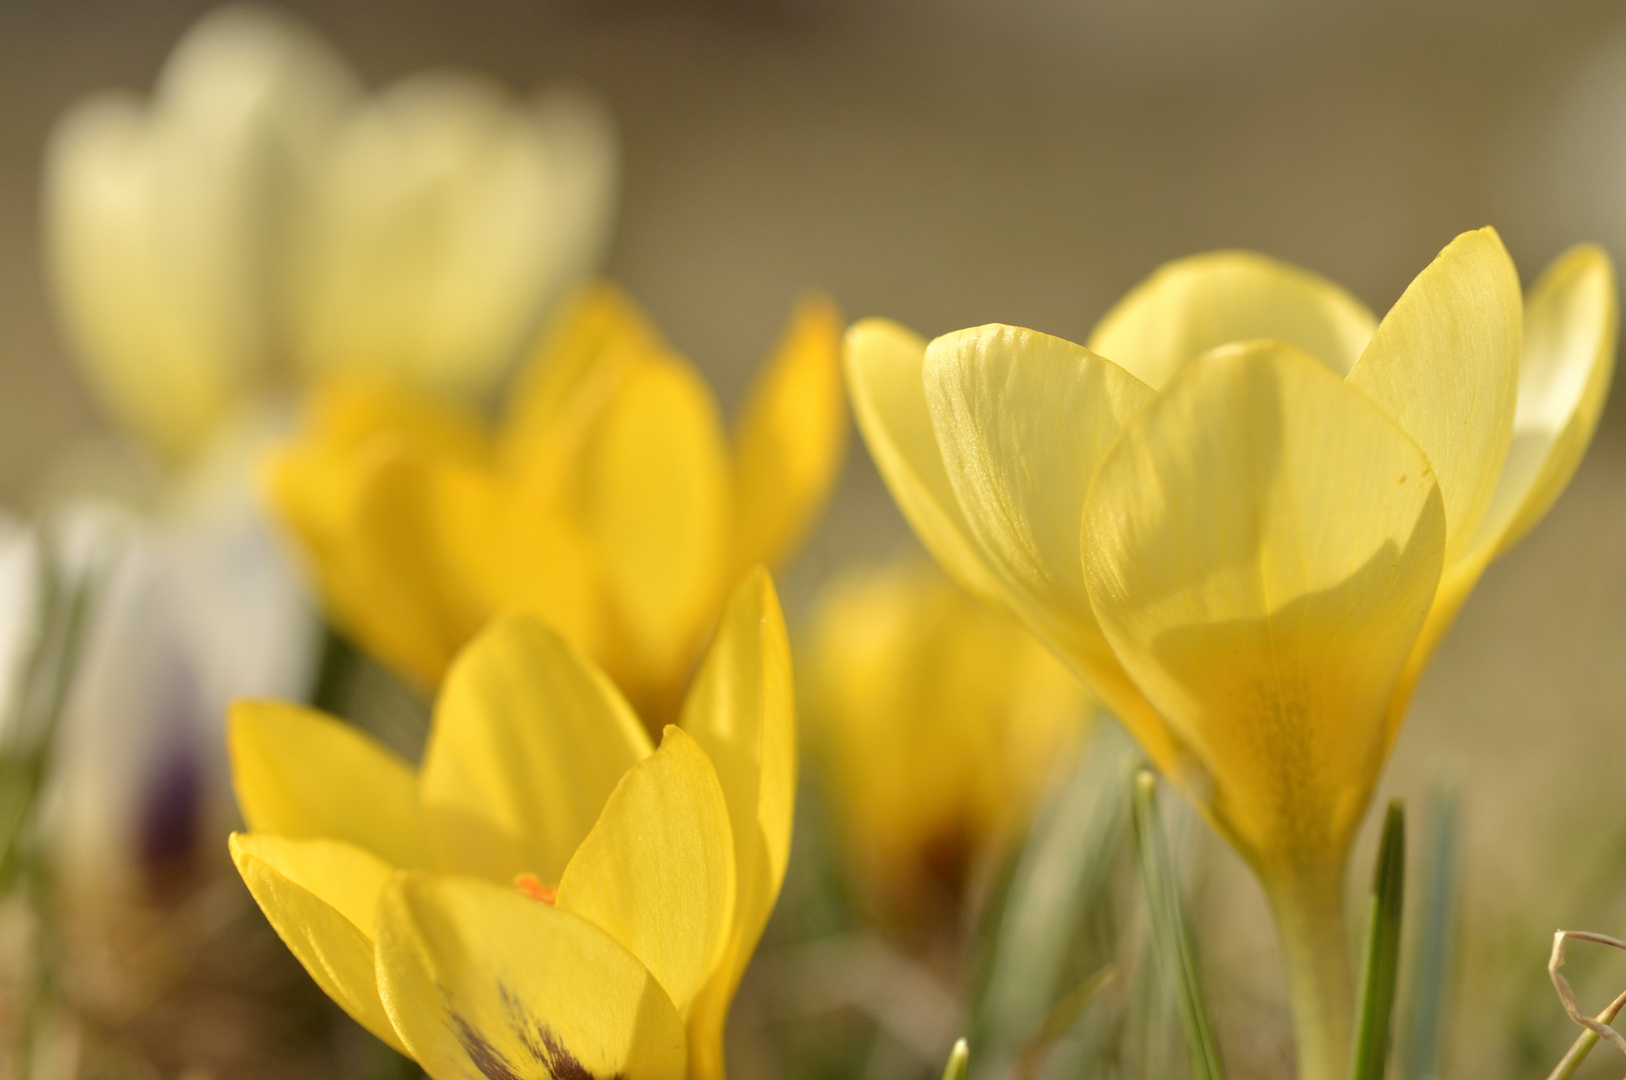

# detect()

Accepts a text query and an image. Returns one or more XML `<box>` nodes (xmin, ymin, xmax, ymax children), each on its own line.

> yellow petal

<box><xmin>731</xmin><ymin>294</ymin><xmax>848</xmax><ymax>573</ymax></box>
<box><xmin>557</xmin><ymin>727</ymin><xmax>735</xmax><ymax>1016</ymax></box>
<box><xmin>1082</xmin><ymin>341</ymin><xmax>1447</xmax><ymax>870</ymax></box>
<box><xmin>1086</xmin><ymin>250</ymin><xmax>1377</xmax><ymax>389</ymax></box>
<box><xmin>375</xmin><ymin>874</ymin><xmax>687</xmax><ymax>1080</ymax></box>
<box><xmin>923</xmin><ymin>323</ymin><xmax>1153</xmax><ymax>680</ymax></box>
<box><xmin>420</xmin><ymin>615</ymin><xmax>653</xmax><ymax>884</ymax></box>
<box><xmin>1347</xmin><ymin>228</ymin><xmax>1521</xmax><ymax>564</ymax></box>
<box><xmin>502</xmin><ymin>280</ymin><xmax>664</xmax><ymax>471</ymax></box>
<box><xmin>842</xmin><ymin>318</ymin><xmax>1006</xmax><ymax>603</ymax></box>
<box><xmin>229</xmin><ymin>701</ymin><xmax>429</xmax><ymax>869</ymax></box>
<box><xmin>677</xmin><ymin>570</ymin><xmax>794</xmax><ymax>1080</ymax></box>
<box><xmin>302</xmin><ymin>374</ymin><xmax>491</xmax><ymax>465</ymax></box>
<box><xmin>267</xmin><ymin>439</ymin><xmax>484</xmax><ymax>687</ymax></box>
<box><xmin>581</xmin><ymin>352</ymin><xmax>732</xmax><ymax>707</ymax></box>
<box><xmin>288</xmin><ymin>73</ymin><xmax>616</xmax><ymax>399</ymax></box>
<box><xmin>230</xmin><ymin>832</ymin><xmax>406</xmax><ymax>1054</ymax></box>
<box><xmin>1483</xmin><ymin>243</ymin><xmax>1618</xmax><ymax>558</ymax></box>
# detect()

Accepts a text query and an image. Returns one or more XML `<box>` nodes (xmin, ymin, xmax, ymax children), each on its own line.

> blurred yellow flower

<box><xmin>845</xmin><ymin>230</ymin><xmax>1616</xmax><ymax>1080</ymax></box>
<box><xmin>44</xmin><ymin>4</ymin><xmax>616</xmax><ymax>460</ymax></box>
<box><xmin>228</xmin><ymin>570</ymin><xmax>793</xmax><ymax>1080</ymax></box>
<box><xmin>270</xmin><ymin>282</ymin><xmax>846</xmax><ymax>721</ymax></box>
<box><xmin>803</xmin><ymin>561</ymin><xmax>1093</xmax><ymax>932</ymax></box>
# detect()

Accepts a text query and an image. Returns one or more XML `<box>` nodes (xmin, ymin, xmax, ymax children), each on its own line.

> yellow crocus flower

<box><xmin>228</xmin><ymin>570</ymin><xmax>793</xmax><ymax>1080</ymax></box>
<box><xmin>845</xmin><ymin>229</ymin><xmax>1616</xmax><ymax>1080</ymax></box>
<box><xmin>803</xmin><ymin>560</ymin><xmax>1092</xmax><ymax>934</ymax></box>
<box><xmin>269</xmin><ymin>282</ymin><xmax>846</xmax><ymax>722</ymax></box>
<box><xmin>44</xmin><ymin>4</ymin><xmax>616</xmax><ymax>460</ymax></box>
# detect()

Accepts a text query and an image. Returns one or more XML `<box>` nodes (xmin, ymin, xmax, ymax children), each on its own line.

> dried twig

<box><xmin>1545</xmin><ymin>930</ymin><xmax>1626</xmax><ymax>1080</ymax></box>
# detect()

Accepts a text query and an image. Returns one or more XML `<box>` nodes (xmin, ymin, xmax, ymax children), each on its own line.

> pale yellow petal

<box><xmin>731</xmin><ymin>294</ymin><xmax>848</xmax><ymax>573</ymax></box>
<box><xmin>842</xmin><ymin>318</ymin><xmax>1006</xmax><ymax>603</ymax></box>
<box><xmin>1082</xmin><ymin>341</ymin><xmax>1447</xmax><ymax>870</ymax></box>
<box><xmin>420</xmin><ymin>616</ymin><xmax>653</xmax><ymax>884</ymax></box>
<box><xmin>581</xmin><ymin>353</ymin><xmax>732</xmax><ymax>707</ymax></box>
<box><xmin>677</xmin><ymin>570</ymin><xmax>793</xmax><ymax>1080</ymax></box>
<box><xmin>923</xmin><ymin>323</ymin><xmax>1153</xmax><ymax>680</ymax></box>
<box><xmin>230</xmin><ymin>832</ymin><xmax>406</xmax><ymax>1054</ymax></box>
<box><xmin>1086</xmin><ymin>250</ymin><xmax>1377</xmax><ymax>389</ymax></box>
<box><xmin>1347</xmin><ymin>227</ymin><xmax>1521</xmax><ymax>564</ymax></box>
<box><xmin>288</xmin><ymin>73</ymin><xmax>609</xmax><ymax>398</ymax></box>
<box><xmin>1484</xmin><ymin>243</ymin><xmax>1618</xmax><ymax>557</ymax></box>
<box><xmin>376</xmin><ymin>874</ymin><xmax>687</xmax><ymax>1080</ymax></box>
<box><xmin>229</xmin><ymin>701</ymin><xmax>428</xmax><ymax>869</ymax></box>
<box><xmin>557</xmin><ymin>727</ymin><xmax>735</xmax><ymax>1016</ymax></box>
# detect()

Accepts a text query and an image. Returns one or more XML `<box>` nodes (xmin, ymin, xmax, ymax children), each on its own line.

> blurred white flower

<box><xmin>44</xmin><ymin>3</ymin><xmax>619</xmax><ymax>460</ymax></box>
<box><xmin>38</xmin><ymin>428</ymin><xmax>319</xmax><ymax>894</ymax></box>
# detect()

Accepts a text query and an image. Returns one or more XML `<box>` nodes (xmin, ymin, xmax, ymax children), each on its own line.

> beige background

<box><xmin>6</xmin><ymin>1</ymin><xmax>1626</xmax><ymax>1075</ymax></box>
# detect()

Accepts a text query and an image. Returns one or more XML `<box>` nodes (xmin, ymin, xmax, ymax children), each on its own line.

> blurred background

<box><xmin>6</xmin><ymin>0</ymin><xmax>1626</xmax><ymax>1077</ymax></box>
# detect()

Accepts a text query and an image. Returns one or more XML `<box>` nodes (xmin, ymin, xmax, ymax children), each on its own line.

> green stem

<box><xmin>1263</xmin><ymin>859</ymin><xmax>1354</xmax><ymax>1080</ymax></box>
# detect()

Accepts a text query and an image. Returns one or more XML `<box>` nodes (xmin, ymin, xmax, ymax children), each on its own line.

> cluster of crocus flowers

<box><xmin>229</xmin><ymin>570</ymin><xmax>792</xmax><ymax>1079</ymax></box>
<box><xmin>802</xmin><ymin>560</ymin><xmax>1092</xmax><ymax>933</ymax></box>
<box><xmin>44</xmin><ymin>3</ymin><xmax>616</xmax><ymax>461</ymax></box>
<box><xmin>269</xmin><ymin>281</ymin><xmax>846</xmax><ymax>722</ymax></box>
<box><xmin>845</xmin><ymin>228</ymin><xmax>1616</xmax><ymax>1080</ymax></box>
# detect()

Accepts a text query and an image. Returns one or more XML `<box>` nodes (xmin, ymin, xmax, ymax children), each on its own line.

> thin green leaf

<box><xmin>1130</xmin><ymin>769</ymin><xmax>1225</xmax><ymax>1080</ymax></box>
<box><xmin>968</xmin><ymin>719</ymin><xmax>1131</xmax><ymax>1079</ymax></box>
<box><xmin>1350</xmin><ymin>801</ymin><xmax>1406</xmax><ymax>1080</ymax></box>
<box><xmin>1397</xmin><ymin>781</ymin><xmax>1459</xmax><ymax>1080</ymax></box>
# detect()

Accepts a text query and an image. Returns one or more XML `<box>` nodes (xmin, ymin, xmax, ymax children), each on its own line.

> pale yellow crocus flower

<box><xmin>803</xmin><ymin>560</ymin><xmax>1093</xmax><ymax>934</ymax></box>
<box><xmin>229</xmin><ymin>570</ymin><xmax>793</xmax><ymax>1080</ymax></box>
<box><xmin>44</xmin><ymin>4</ymin><xmax>616</xmax><ymax>461</ymax></box>
<box><xmin>845</xmin><ymin>230</ymin><xmax>1616</xmax><ymax>1080</ymax></box>
<box><xmin>269</xmin><ymin>282</ymin><xmax>847</xmax><ymax>723</ymax></box>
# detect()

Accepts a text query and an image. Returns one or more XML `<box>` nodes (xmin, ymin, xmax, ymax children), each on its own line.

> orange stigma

<box><xmin>513</xmin><ymin>873</ymin><xmax>558</xmax><ymax>905</ymax></box>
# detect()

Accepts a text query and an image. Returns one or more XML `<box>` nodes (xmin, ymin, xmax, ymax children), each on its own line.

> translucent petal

<box><xmin>420</xmin><ymin>616</ymin><xmax>653</xmax><ymax>884</ymax></box>
<box><xmin>557</xmin><ymin>727</ymin><xmax>735</xmax><ymax>1016</ymax></box>
<box><xmin>677</xmin><ymin>570</ymin><xmax>794</xmax><ymax>1080</ymax></box>
<box><xmin>1082</xmin><ymin>342</ymin><xmax>1447</xmax><ymax>868</ymax></box>
<box><xmin>1483</xmin><ymin>243</ymin><xmax>1618</xmax><ymax>557</ymax></box>
<box><xmin>731</xmin><ymin>294</ymin><xmax>848</xmax><ymax>573</ymax></box>
<box><xmin>229</xmin><ymin>701</ymin><xmax>428</xmax><ymax>869</ymax></box>
<box><xmin>1347</xmin><ymin>227</ymin><xmax>1521</xmax><ymax>564</ymax></box>
<box><xmin>923</xmin><ymin>323</ymin><xmax>1153</xmax><ymax>678</ymax></box>
<box><xmin>842</xmin><ymin>318</ymin><xmax>1005</xmax><ymax>602</ymax></box>
<box><xmin>1086</xmin><ymin>250</ymin><xmax>1377</xmax><ymax>389</ymax></box>
<box><xmin>230</xmin><ymin>833</ymin><xmax>406</xmax><ymax>1053</ymax></box>
<box><xmin>376</xmin><ymin>875</ymin><xmax>687</xmax><ymax>1080</ymax></box>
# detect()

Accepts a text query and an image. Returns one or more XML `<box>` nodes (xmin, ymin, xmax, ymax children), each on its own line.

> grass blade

<box><xmin>1130</xmin><ymin>769</ymin><xmax>1224</xmax><ymax>1080</ymax></box>
<box><xmin>941</xmin><ymin>1038</ymin><xmax>970</xmax><ymax>1080</ymax></box>
<box><xmin>1398</xmin><ymin>781</ymin><xmax>1458</xmax><ymax>1080</ymax></box>
<box><xmin>1350</xmin><ymin>800</ymin><xmax>1406</xmax><ymax>1080</ymax></box>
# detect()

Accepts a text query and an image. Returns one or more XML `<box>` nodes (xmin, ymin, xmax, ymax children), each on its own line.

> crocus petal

<box><xmin>677</xmin><ymin>569</ymin><xmax>793</xmax><ymax>1080</ymax></box>
<box><xmin>420</xmin><ymin>616</ymin><xmax>653</xmax><ymax>884</ymax></box>
<box><xmin>1481</xmin><ymin>243</ymin><xmax>1618</xmax><ymax>558</ymax></box>
<box><xmin>582</xmin><ymin>353</ymin><xmax>732</xmax><ymax>708</ymax></box>
<box><xmin>501</xmin><ymin>280</ymin><xmax>663</xmax><ymax>472</ymax></box>
<box><xmin>287</xmin><ymin>73</ymin><xmax>617</xmax><ymax>399</ymax></box>
<box><xmin>842</xmin><ymin>319</ymin><xmax>1006</xmax><ymax>603</ymax></box>
<box><xmin>301</xmin><ymin>375</ymin><xmax>492</xmax><ymax>465</ymax></box>
<box><xmin>731</xmin><ymin>294</ymin><xmax>848</xmax><ymax>574</ymax></box>
<box><xmin>1347</xmin><ymin>227</ymin><xmax>1521</xmax><ymax>564</ymax></box>
<box><xmin>1082</xmin><ymin>342</ymin><xmax>1447</xmax><ymax>869</ymax></box>
<box><xmin>267</xmin><ymin>439</ymin><xmax>484</xmax><ymax>687</ymax></box>
<box><xmin>229</xmin><ymin>702</ymin><xmax>429</xmax><ymax>869</ymax></box>
<box><xmin>376</xmin><ymin>875</ymin><xmax>687</xmax><ymax>1080</ymax></box>
<box><xmin>557</xmin><ymin>727</ymin><xmax>736</xmax><ymax>1017</ymax></box>
<box><xmin>230</xmin><ymin>832</ymin><xmax>406</xmax><ymax>1054</ymax></box>
<box><xmin>1085</xmin><ymin>250</ymin><xmax>1377</xmax><ymax>389</ymax></box>
<box><xmin>923</xmin><ymin>324</ymin><xmax>1153</xmax><ymax>678</ymax></box>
